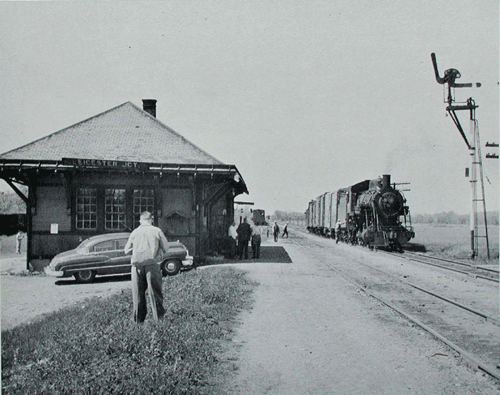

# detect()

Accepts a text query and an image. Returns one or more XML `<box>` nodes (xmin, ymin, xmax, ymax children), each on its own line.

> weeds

<box><xmin>423</xmin><ymin>241</ymin><xmax>499</xmax><ymax>262</ymax></box>
<box><xmin>412</xmin><ymin>223</ymin><xmax>499</xmax><ymax>262</ymax></box>
<box><xmin>1</xmin><ymin>267</ymin><xmax>256</xmax><ymax>395</ymax></box>
<box><xmin>1</xmin><ymin>270</ymin><xmax>44</xmax><ymax>277</ymax></box>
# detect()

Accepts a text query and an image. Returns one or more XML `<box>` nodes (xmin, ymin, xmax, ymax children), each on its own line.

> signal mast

<box><xmin>431</xmin><ymin>53</ymin><xmax>489</xmax><ymax>259</ymax></box>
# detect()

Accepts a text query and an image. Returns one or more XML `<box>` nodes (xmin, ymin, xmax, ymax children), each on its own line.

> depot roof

<box><xmin>0</xmin><ymin>101</ymin><xmax>224</xmax><ymax>165</ymax></box>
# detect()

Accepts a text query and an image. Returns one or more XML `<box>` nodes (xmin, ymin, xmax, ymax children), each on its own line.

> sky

<box><xmin>0</xmin><ymin>1</ymin><xmax>498</xmax><ymax>216</ymax></box>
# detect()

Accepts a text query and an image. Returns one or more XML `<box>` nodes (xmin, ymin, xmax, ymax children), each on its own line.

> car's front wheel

<box><xmin>161</xmin><ymin>259</ymin><xmax>181</xmax><ymax>276</ymax></box>
<box><xmin>75</xmin><ymin>270</ymin><xmax>96</xmax><ymax>283</ymax></box>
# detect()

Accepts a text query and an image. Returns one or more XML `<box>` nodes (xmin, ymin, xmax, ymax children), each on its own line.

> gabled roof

<box><xmin>0</xmin><ymin>102</ymin><xmax>224</xmax><ymax>165</ymax></box>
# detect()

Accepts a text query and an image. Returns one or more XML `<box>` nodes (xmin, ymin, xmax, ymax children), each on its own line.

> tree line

<box><xmin>0</xmin><ymin>189</ymin><xmax>27</xmax><ymax>214</ymax></box>
<box><xmin>270</xmin><ymin>210</ymin><xmax>306</xmax><ymax>224</ymax></box>
<box><xmin>411</xmin><ymin>211</ymin><xmax>499</xmax><ymax>225</ymax></box>
<box><xmin>271</xmin><ymin>209</ymin><xmax>499</xmax><ymax>226</ymax></box>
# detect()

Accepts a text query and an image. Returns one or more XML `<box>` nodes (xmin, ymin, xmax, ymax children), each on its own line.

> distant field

<box><xmin>411</xmin><ymin>223</ymin><xmax>499</xmax><ymax>261</ymax></box>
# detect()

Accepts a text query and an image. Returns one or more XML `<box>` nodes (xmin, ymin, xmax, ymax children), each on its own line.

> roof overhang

<box><xmin>0</xmin><ymin>157</ymin><xmax>249</xmax><ymax>195</ymax></box>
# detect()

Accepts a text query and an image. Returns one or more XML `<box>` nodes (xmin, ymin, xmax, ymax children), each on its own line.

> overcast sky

<box><xmin>0</xmin><ymin>1</ymin><xmax>498</xmax><ymax>216</ymax></box>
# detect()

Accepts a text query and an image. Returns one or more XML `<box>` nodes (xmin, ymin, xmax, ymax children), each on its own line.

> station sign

<box><xmin>62</xmin><ymin>157</ymin><xmax>149</xmax><ymax>171</ymax></box>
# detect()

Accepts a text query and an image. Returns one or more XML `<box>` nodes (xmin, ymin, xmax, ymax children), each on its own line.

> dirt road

<box><xmin>1</xmin><ymin>272</ymin><xmax>131</xmax><ymax>330</ymax></box>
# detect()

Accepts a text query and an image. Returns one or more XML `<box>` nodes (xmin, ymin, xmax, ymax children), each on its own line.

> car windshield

<box><xmin>93</xmin><ymin>240</ymin><xmax>115</xmax><ymax>252</ymax></box>
<box><xmin>76</xmin><ymin>239</ymin><xmax>92</xmax><ymax>254</ymax></box>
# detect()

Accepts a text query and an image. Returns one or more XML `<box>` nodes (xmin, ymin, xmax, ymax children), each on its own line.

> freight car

<box><xmin>252</xmin><ymin>209</ymin><xmax>267</xmax><ymax>226</ymax></box>
<box><xmin>305</xmin><ymin>174</ymin><xmax>414</xmax><ymax>251</ymax></box>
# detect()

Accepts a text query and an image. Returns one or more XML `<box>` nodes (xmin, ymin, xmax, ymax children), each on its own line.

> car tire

<box><xmin>75</xmin><ymin>270</ymin><xmax>96</xmax><ymax>283</ymax></box>
<box><xmin>161</xmin><ymin>259</ymin><xmax>181</xmax><ymax>276</ymax></box>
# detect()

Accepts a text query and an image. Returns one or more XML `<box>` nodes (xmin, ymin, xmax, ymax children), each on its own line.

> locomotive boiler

<box><xmin>306</xmin><ymin>174</ymin><xmax>414</xmax><ymax>251</ymax></box>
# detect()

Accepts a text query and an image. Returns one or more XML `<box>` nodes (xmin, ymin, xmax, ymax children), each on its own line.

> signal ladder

<box><xmin>470</xmin><ymin>118</ymin><xmax>490</xmax><ymax>259</ymax></box>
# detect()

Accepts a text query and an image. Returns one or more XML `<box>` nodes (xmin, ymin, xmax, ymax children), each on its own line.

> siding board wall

<box><xmin>32</xmin><ymin>186</ymin><xmax>70</xmax><ymax>232</ymax></box>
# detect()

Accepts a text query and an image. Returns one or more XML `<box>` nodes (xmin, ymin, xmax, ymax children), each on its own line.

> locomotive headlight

<box><xmin>378</xmin><ymin>192</ymin><xmax>403</xmax><ymax>217</ymax></box>
<box><xmin>382</xmin><ymin>195</ymin><xmax>394</xmax><ymax>205</ymax></box>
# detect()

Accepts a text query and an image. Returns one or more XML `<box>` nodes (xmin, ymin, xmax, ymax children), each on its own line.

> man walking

<box><xmin>124</xmin><ymin>211</ymin><xmax>169</xmax><ymax>323</ymax></box>
<box><xmin>282</xmin><ymin>223</ymin><xmax>289</xmax><ymax>238</ymax></box>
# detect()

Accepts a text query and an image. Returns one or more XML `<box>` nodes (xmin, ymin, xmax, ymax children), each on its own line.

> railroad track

<box><xmin>289</xmin><ymin>231</ymin><xmax>500</xmax><ymax>381</ymax></box>
<box><xmin>389</xmin><ymin>250</ymin><xmax>499</xmax><ymax>283</ymax></box>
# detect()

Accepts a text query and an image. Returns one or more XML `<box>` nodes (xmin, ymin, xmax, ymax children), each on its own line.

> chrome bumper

<box><xmin>182</xmin><ymin>256</ymin><xmax>194</xmax><ymax>267</ymax></box>
<box><xmin>44</xmin><ymin>266</ymin><xmax>64</xmax><ymax>277</ymax></box>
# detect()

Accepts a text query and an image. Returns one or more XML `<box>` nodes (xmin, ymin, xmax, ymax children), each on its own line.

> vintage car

<box><xmin>45</xmin><ymin>232</ymin><xmax>193</xmax><ymax>283</ymax></box>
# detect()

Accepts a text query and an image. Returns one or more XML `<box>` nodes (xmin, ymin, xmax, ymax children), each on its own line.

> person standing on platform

<box><xmin>237</xmin><ymin>218</ymin><xmax>252</xmax><ymax>260</ymax></box>
<box><xmin>228</xmin><ymin>221</ymin><xmax>237</xmax><ymax>258</ymax></box>
<box><xmin>124</xmin><ymin>211</ymin><xmax>169</xmax><ymax>324</ymax></box>
<box><xmin>273</xmin><ymin>222</ymin><xmax>280</xmax><ymax>242</ymax></box>
<box><xmin>251</xmin><ymin>224</ymin><xmax>262</xmax><ymax>259</ymax></box>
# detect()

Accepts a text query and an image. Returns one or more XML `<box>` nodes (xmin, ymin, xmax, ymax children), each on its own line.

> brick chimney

<box><xmin>142</xmin><ymin>99</ymin><xmax>157</xmax><ymax>117</ymax></box>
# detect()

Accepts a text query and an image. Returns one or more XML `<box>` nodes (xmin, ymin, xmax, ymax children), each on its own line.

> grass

<box><xmin>412</xmin><ymin>223</ymin><xmax>499</xmax><ymax>263</ymax></box>
<box><xmin>1</xmin><ymin>267</ymin><xmax>257</xmax><ymax>395</ymax></box>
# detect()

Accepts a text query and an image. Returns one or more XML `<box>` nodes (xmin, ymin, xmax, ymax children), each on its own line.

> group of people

<box><xmin>228</xmin><ymin>219</ymin><xmax>290</xmax><ymax>259</ymax></box>
<box><xmin>228</xmin><ymin>218</ymin><xmax>262</xmax><ymax>260</ymax></box>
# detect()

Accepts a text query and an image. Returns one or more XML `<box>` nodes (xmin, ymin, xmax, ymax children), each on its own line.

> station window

<box><xmin>76</xmin><ymin>188</ymin><xmax>97</xmax><ymax>230</ymax></box>
<box><xmin>133</xmin><ymin>189</ymin><xmax>155</xmax><ymax>228</ymax></box>
<box><xmin>105</xmin><ymin>189</ymin><xmax>126</xmax><ymax>230</ymax></box>
<box><xmin>75</xmin><ymin>187</ymin><xmax>155</xmax><ymax>231</ymax></box>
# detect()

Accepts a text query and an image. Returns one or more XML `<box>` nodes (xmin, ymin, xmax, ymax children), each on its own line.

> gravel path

<box><xmin>218</xmin><ymin>237</ymin><xmax>499</xmax><ymax>395</ymax></box>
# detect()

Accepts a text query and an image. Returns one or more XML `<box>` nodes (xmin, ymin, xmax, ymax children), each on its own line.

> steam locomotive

<box><xmin>305</xmin><ymin>174</ymin><xmax>414</xmax><ymax>251</ymax></box>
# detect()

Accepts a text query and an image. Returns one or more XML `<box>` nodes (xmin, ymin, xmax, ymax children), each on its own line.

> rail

<box><xmin>290</xmin><ymin>230</ymin><xmax>500</xmax><ymax>381</ymax></box>
<box><xmin>390</xmin><ymin>251</ymin><xmax>499</xmax><ymax>283</ymax></box>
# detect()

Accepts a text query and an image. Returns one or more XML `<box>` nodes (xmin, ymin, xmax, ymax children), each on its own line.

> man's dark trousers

<box><xmin>251</xmin><ymin>234</ymin><xmax>261</xmax><ymax>258</ymax></box>
<box><xmin>239</xmin><ymin>238</ymin><xmax>249</xmax><ymax>260</ymax></box>
<box><xmin>229</xmin><ymin>237</ymin><xmax>237</xmax><ymax>258</ymax></box>
<box><xmin>131</xmin><ymin>264</ymin><xmax>165</xmax><ymax>323</ymax></box>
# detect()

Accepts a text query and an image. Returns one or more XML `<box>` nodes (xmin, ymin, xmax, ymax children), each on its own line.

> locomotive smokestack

<box><xmin>382</xmin><ymin>174</ymin><xmax>391</xmax><ymax>189</ymax></box>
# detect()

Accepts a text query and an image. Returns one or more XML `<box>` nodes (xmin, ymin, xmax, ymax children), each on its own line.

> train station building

<box><xmin>0</xmin><ymin>100</ymin><xmax>248</xmax><ymax>269</ymax></box>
